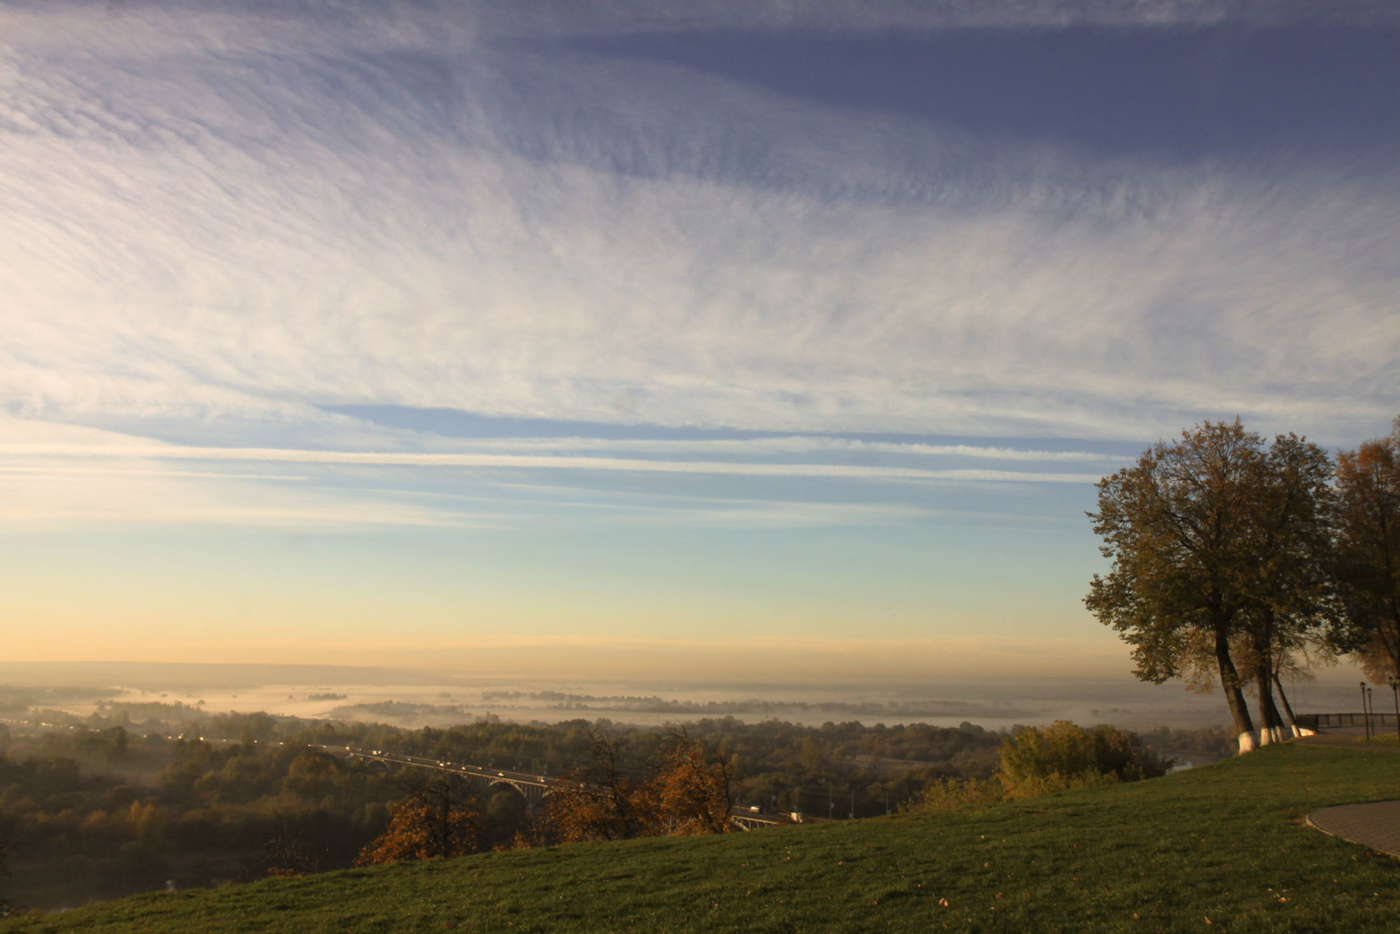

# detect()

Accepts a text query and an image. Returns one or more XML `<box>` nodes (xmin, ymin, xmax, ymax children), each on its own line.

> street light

<box><xmin>1389</xmin><ymin>678</ymin><xmax>1400</xmax><ymax>743</ymax></box>
<box><xmin>1361</xmin><ymin>682</ymin><xmax>1370</xmax><ymax>740</ymax></box>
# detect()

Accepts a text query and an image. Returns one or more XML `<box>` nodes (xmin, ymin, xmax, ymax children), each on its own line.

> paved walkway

<box><xmin>1297</xmin><ymin>727</ymin><xmax>1400</xmax><ymax>856</ymax></box>
<box><xmin>1308</xmin><ymin>801</ymin><xmax>1400</xmax><ymax>857</ymax></box>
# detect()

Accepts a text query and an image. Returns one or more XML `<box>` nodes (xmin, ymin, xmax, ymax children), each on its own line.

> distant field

<box><xmin>4</xmin><ymin>744</ymin><xmax>1397</xmax><ymax>933</ymax></box>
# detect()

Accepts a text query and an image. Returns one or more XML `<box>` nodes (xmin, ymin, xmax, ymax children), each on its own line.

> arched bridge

<box><xmin>320</xmin><ymin>744</ymin><xmax>807</xmax><ymax>829</ymax></box>
<box><xmin>327</xmin><ymin>746</ymin><xmax>553</xmax><ymax>807</ymax></box>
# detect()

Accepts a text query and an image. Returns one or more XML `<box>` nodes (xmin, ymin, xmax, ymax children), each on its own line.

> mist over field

<box><xmin>0</xmin><ymin>661</ymin><xmax>1366</xmax><ymax>734</ymax></box>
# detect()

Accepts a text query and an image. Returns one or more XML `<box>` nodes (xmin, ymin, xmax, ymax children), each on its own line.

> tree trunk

<box><xmin>1267</xmin><ymin>687</ymin><xmax>1288</xmax><ymax>742</ymax></box>
<box><xmin>1272</xmin><ymin>672</ymin><xmax>1301</xmax><ymax>737</ymax></box>
<box><xmin>1255</xmin><ymin>662</ymin><xmax>1275</xmax><ymax>746</ymax></box>
<box><xmin>1253</xmin><ymin>658</ymin><xmax>1290</xmax><ymax>744</ymax></box>
<box><xmin>1217</xmin><ymin>635</ymin><xmax>1258</xmax><ymax>752</ymax></box>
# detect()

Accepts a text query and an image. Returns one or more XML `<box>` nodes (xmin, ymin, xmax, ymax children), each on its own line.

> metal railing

<box><xmin>1298</xmin><ymin>712</ymin><xmax>1399</xmax><ymax>730</ymax></box>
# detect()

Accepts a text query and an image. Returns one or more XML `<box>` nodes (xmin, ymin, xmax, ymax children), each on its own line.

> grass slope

<box><xmin>5</xmin><ymin>744</ymin><xmax>1398</xmax><ymax>933</ymax></box>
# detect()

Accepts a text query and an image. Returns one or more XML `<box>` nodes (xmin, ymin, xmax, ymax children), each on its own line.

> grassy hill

<box><xmin>4</xmin><ymin>743</ymin><xmax>1397</xmax><ymax>932</ymax></box>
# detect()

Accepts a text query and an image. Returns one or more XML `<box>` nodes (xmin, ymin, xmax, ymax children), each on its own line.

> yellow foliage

<box><xmin>354</xmin><ymin>792</ymin><xmax>483</xmax><ymax>865</ymax></box>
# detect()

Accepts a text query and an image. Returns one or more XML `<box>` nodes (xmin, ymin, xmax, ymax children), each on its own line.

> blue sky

<box><xmin>1</xmin><ymin>1</ymin><xmax>1397</xmax><ymax>680</ymax></box>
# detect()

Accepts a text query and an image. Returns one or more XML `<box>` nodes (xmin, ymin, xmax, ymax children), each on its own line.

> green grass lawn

<box><xmin>5</xmin><ymin>743</ymin><xmax>1398</xmax><ymax>933</ymax></box>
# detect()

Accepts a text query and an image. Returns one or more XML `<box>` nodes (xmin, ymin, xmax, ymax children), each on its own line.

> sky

<box><xmin>2</xmin><ymin>0</ymin><xmax>1398</xmax><ymax>683</ymax></box>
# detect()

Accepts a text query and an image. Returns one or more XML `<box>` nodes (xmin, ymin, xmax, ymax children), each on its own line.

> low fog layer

<box><xmin>0</xmin><ymin>661</ymin><xmax>1368</xmax><ymax>732</ymax></box>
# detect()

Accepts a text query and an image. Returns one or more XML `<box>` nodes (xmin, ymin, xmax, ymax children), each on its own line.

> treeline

<box><xmin>476</xmin><ymin>691</ymin><xmax>1032</xmax><ymax>720</ymax></box>
<box><xmin>363</xmin><ymin>717</ymin><xmax>1008</xmax><ymax>817</ymax></box>
<box><xmin>0</xmin><ymin>731</ymin><xmax>397</xmax><ymax>910</ymax></box>
<box><xmin>0</xmin><ymin>707</ymin><xmax>1230</xmax><ymax>911</ymax></box>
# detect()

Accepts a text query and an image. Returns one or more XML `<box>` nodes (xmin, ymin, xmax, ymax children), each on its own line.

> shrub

<box><xmin>912</xmin><ymin>775</ymin><xmax>1005</xmax><ymax>813</ymax></box>
<box><xmin>998</xmin><ymin>721</ymin><xmax>1170</xmax><ymax>801</ymax></box>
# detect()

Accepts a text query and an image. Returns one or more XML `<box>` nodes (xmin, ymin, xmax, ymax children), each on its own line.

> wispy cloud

<box><xmin>3</xmin><ymin>10</ymin><xmax>1395</xmax><ymax>448</ymax></box>
<box><xmin>0</xmin><ymin>442</ymin><xmax>1101</xmax><ymax>484</ymax></box>
<box><xmin>470</xmin><ymin>0</ymin><xmax>1400</xmax><ymax>35</ymax></box>
<box><xmin>1</xmin><ymin>1</ymin><xmax>1395</xmax><ymax>531</ymax></box>
<box><xmin>3</xmin><ymin>4</ymin><xmax>1396</xmax><ymax>454</ymax></box>
<box><xmin>0</xmin><ymin>460</ymin><xmax>479</xmax><ymax>530</ymax></box>
<box><xmin>0</xmin><ymin>465</ymin><xmax>311</xmax><ymax>481</ymax></box>
<box><xmin>8</xmin><ymin>2</ymin><xmax>1393</xmax><ymax>678</ymax></box>
<box><xmin>404</xmin><ymin>435</ymin><xmax>1120</xmax><ymax>462</ymax></box>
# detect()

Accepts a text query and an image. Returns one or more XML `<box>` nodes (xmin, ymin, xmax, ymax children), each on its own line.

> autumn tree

<box><xmin>646</xmin><ymin>731</ymin><xmax>733</xmax><ymax>836</ymax></box>
<box><xmin>539</xmin><ymin>726</ymin><xmax>734</xmax><ymax>842</ymax></box>
<box><xmin>1085</xmin><ymin>420</ymin><xmax>1336</xmax><ymax>753</ymax></box>
<box><xmin>538</xmin><ymin>726</ymin><xmax>654</xmax><ymax>843</ymax></box>
<box><xmin>354</xmin><ymin>774</ymin><xmax>483</xmax><ymax>865</ymax></box>
<box><xmin>1333</xmin><ymin>416</ymin><xmax>1400</xmax><ymax>681</ymax></box>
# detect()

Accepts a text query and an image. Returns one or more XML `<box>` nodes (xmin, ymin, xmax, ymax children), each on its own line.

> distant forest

<box><xmin>0</xmin><ymin>691</ymin><xmax>1233</xmax><ymax>912</ymax></box>
<box><xmin>325</xmin><ymin>694</ymin><xmax>1037</xmax><ymax>727</ymax></box>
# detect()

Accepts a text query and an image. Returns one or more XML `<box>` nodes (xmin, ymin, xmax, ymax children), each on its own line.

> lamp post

<box><xmin>1390</xmin><ymin>678</ymin><xmax>1400</xmax><ymax>743</ymax></box>
<box><xmin>1361</xmin><ymin>682</ymin><xmax>1370</xmax><ymax>739</ymax></box>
